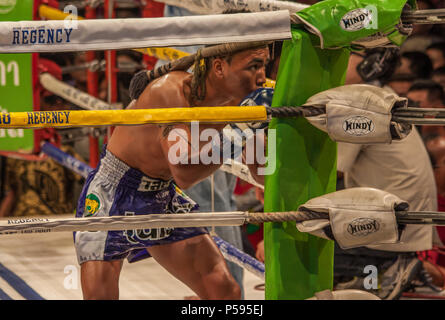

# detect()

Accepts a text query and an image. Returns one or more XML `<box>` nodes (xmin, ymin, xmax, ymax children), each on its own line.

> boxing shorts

<box><xmin>74</xmin><ymin>147</ymin><xmax>207</xmax><ymax>264</ymax></box>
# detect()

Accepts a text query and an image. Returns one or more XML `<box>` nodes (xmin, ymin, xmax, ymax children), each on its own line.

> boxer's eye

<box><xmin>248</xmin><ymin>64</ymin><xmax>260</xmax><ymax>71</ymax></box>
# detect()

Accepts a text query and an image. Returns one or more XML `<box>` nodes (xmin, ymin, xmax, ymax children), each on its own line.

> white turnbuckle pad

<box><xmin>304</xmin><ymin>84</ymin><xmax>411</xmax><ymax>144</ymax></box>
<box><xmin>296</xmin><ymin>187</ymin><xmax>407</xmax><ymax>249</ymax></box>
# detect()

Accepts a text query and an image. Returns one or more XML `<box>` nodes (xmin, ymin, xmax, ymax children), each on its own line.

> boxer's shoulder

<box><xmin>136</xmin><ymin>71</ymin><xmax>191</xmax><ymax>109</ymax></box>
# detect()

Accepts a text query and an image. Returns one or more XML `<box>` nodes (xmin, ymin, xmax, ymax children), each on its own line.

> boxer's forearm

<box><xmin>170</xmin><ymin>163</ymin><xmax>222</xmax><ymax>189</ymax></box>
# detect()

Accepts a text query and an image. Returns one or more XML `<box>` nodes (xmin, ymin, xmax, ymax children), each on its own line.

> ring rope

<box><xmin>41</xmin><ymin>142</ymin><xmax>92</xmax><ymax>179</ymax></box>
<box><xmin>2</xmin><ymin>208</ymin><xmax>445</xmax><ymax>236</ymax></box>
<box><xmin>39</xmin><ymin>5</ymin><xmax>191</xmax><ymax>63</ymax></box>
<box><xmin>39</xmin><ymin>4</ymin><xmax>267</xmax><ymax>67</ymax></box>
<box><xmin>39</xmin><ymin>2</ymin><xmax>445</xmax><ymax>26</ymax></box>
<box><xmin>156</xmin><ymin>0</ymin><xmax>308</xmax><ymax>15</ymax></box>
<box><xmin>392</xmin><ymin>107</ymin><xmax>445</xmax><ymax>125</ymax></box>
<box><xmin>213</xmin><ymin>235</ymin><xmax>265</xmax><ymax>280</ymax></box>
<box><xmin>0</xmin><ymin>106</ymin><xmax>268</xmax><ymax>129</ymax></box>
<box><xmin>266</xmin><ymin>105</ymin><xmax>325</xmax><ymax>118</ymax></box>
<box><xmin>0</xmin><ymin>105</ymin><xmax>325</xmax><ymax>129</ymax></box>
<box><xmin>1</xmin><ymin>11</ymin><xmax>291</xmax><ymax>53</ymax></box>
<box><xmin>39</xmin><ymin>73</ymin><xmax>114</xmax><ymax>111</ymax></box>
<box><xmin>3</xmin><ymin>105</ymin><xmax>445</xmax><ymax>129</ymax></box>
<box><xmin>401</xmin><ymin>8</ymin><xmax>445</xmax><ymax>24</ymax></box>
<box><xmin>0</xmin><ymin>211</ymin><xmax>326</xmax><ymax>235</ymax></box>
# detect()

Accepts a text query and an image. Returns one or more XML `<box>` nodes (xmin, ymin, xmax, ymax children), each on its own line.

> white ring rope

<box><xmin>0</xmin><ymin>210</ymin><xmax>319</xmax><ymax>236</ymax></box>
<box><xmin>40</xmin><ymin>73</ymin><xmax>114</xmax><ymax>110</ymax></box>
<box><xmin>0</xmin><ymin>212</ymin><xmax>248</xmax><ymax>235</ymax></box>
<box><xmin>0</xmin><ymin>11</ymin><xmax>291</xmax><ymax>53</ymax></box>
<box><xmin>157</xmin><ymin>0</ymin><xmax>308</xmax><ymax>14</ymax></box>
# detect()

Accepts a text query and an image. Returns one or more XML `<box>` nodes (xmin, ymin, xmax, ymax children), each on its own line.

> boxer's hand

<box><xmin>239</xmin><ymin>87</ymin><xmax>274</xmax><ymax>130</ymax></box>
<box><xmin>296</xmin><ymin>187</ymin><xmax>407</xmax><ymax>249</ymax></box>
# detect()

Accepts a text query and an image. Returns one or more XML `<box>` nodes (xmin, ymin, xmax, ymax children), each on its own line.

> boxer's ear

<box><xmin>212</xmin><ymin>57</ymin><xmax>228</xmax><ymax>79</ymax></box>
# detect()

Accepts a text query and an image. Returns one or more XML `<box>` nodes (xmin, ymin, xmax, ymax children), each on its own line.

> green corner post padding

<box><xmin>264</xmin><ymin>28</ymin><xmax>350</xmax><ymax>300</ymax></box>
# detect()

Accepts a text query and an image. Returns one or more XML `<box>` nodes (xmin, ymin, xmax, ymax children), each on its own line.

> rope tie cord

<box><xmin>247</xmin><ymin>210</ymin><xmax>327</xmax><ymax>224</ymax></box>
<box><xmin>190</xmin><ymin>47</ymin><xmax>206</xmax><ymax>105</ymax></box>
<box><xmin>265</xmin><ymin>106</ymin><xmax>325</xmax><ymax>118</ymax></box>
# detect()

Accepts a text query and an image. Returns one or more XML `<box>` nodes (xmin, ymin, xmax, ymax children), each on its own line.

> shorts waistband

<box><xmin>98</xmin><ymin>148</ymin><xmax>173</xmax><ymax>191</ymax></box>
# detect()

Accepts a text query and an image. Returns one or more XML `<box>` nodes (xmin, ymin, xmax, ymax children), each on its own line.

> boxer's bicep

<box><xmin>159</xmin><ymin>123</ymin><xmax>193</xmax><ymax>165</ymax></box>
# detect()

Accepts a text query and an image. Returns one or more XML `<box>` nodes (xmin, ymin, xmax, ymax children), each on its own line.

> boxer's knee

<box><xmin>80</xmin><ymin>260</ymin><xmax>122</xmax><ymax>300</ymax></box>
<box><xmin>202</xmin><ymin>269</ymin><xmax>241</xmax><ymax>300</ymax></box>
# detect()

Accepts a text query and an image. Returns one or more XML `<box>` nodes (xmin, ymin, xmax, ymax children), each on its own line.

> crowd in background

<box><xmin>1</xmin><ymin>0</ymin><xmax>445</xmax><ymax>299</ymax></box>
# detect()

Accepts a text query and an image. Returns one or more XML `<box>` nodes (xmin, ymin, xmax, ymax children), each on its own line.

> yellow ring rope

<box><xmin>0</xmin><ymin>106</ymin><xmax>268</xmax><ymax>129</ymax></box>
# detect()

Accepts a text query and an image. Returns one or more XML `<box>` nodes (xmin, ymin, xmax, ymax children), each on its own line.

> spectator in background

<box><xmin>407</xmin><ymin>80</ymin><xmax>445</xmax><ymax>138</ymax></box>
<box><xmin>333</xmin><ymin>48</ymin><xmax>438</xmax><ymax>299</ymax></box>
<box><xmin>387</xmin><ymin>51</ymin><xmax>433</xmax><ymax>97</ymax></box>
<box><xmin>407</xmin><ymin>80</ymin><xmax>445</xmax><ymax>108</ymax></box>
<box><xmin>426</xmin><ymin>42</ymin><xmax>445</xmax><ymax>70</ymax></box>
<box><xmin>343</xmin><ymin>49</ymin><xmax>420</xmax><ymax>97</ymax></box>
<box><xmin>396</xmin><ymin>51</ymin><xmax>433</xmax><ymax>80</ymax></box>
<box><xmin>387</xmin><ymin>74</ymin><xmax>417</xmax><ymax>96</ymax></box>
<box><xmin>117</xmin><ymin>50</ymin><xmax>144</xmax><ymax>107</ymax></box>
<box><xmin>433</xmin><ymin>67</ymin><xmax>445</xmax><ymax>90</ymax></box>
<box><xmin>420</xmin><ymin>135</ymin><xmax>445</xmax><ymax>288</ymax></box>
<box><xmin>65</xmin><ymin>52</ymin><xmax>88</xmax><ymax>92</ymax></box>
<box><xmin>426</xmin><ymin>135</ymin><xmax>445</xmax><ymax>245</ymax></box>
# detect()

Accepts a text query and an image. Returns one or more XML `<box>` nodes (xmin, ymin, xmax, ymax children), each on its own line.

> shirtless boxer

<box><xmin>74</xmin><ymin>43</ymin><xmax>270</xmax><ymax>300</ymax></box>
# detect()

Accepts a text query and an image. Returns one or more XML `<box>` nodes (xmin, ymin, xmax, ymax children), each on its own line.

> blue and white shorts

<box><xmin>74</xmin><ymin>148</ymin><xmax>207</xmax><ymax>264</ymax></box>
